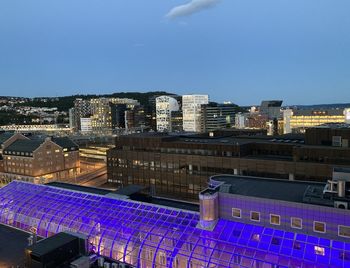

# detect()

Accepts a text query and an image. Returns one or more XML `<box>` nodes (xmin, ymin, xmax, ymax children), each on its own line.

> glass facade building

<box><xmin>0</xmin><ymin>181</ymin><xmax>350</xmax><ymax>267</ymax></box>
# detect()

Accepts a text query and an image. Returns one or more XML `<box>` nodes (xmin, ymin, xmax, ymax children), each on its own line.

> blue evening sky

<box><xmin>0</xmin><ymin>0</ymin><xmax>349</xmax><ymax>105</ymax></box>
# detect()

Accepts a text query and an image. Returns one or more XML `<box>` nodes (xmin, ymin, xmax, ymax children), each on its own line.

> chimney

<box><xmin>338</xmin><ymin>180</ymin><xmax>346</xmax><ymax>198</ymax></box>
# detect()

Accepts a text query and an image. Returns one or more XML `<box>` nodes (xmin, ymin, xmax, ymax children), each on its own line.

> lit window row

<box><xmin>232</xmin><ymin>208</ymin><xmax>350</xmax><ymax>238</ymax></box>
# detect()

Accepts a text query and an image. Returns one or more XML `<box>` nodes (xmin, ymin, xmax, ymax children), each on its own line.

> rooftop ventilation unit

<box><xmin>332</xmin><ymin>136</ymin><xmax>342</xmax><ymax>147</ymax></box>
<box><xmin>334</xmin><ymin>201</ymin><xmax>348</xmax><ymax>209</ymax></box>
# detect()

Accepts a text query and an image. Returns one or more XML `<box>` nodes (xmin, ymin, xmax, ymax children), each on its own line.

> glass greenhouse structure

<box><xmin>0</xmin><ymin>181</ymin><xmax>349</xmax><ymax>267</ymax></box>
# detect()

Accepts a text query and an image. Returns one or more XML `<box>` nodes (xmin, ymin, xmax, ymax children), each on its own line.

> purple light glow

<box><xmin>0</xmin><ymin>181</ymin><xmax>349</xmax><ymax>267</ymax></box>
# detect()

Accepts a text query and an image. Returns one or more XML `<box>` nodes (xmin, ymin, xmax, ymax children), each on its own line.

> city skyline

<box><xmin>0</xmin><ymin>0</ymin><xmax>350</xmax><ymax>105</ymax></box>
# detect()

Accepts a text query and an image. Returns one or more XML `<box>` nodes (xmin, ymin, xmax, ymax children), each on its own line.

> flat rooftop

<box><xmin>0</xmin><ymin>224</ymin><xmax>41</xmax><ymax>267</ymax></box>
<box><xmin>210</xmin><ymin>175</ymin><xmax>326</xmax><ymax>203</ymax></box>
<box><xmin>47</xmin><ymin>182</ymin><xmax>199</xmax><ymax>212</ymax></box>
<box><xmin>124</xmin><ymin>131</ymin><xmax>305</xmax><ymax>146</ymax></box>
<box><xmin>151</xmin><ymin>197</ymin><xmax>199</xmax><ymax>212</ymax></box>
<box><xmin>46</xmin><ymin>182</ymin><xmax>112</xmax><ymax>195</ymax></box>
<box><xmin>27</xmin><ymin>232</ymin><xmax>77</xmax><ymax>257</ymax></box>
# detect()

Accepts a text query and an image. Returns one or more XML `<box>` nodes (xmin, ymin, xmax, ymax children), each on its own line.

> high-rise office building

<box><xmin>90</xmin><ymin>98</ymin><xmax>113</xmax><ymax>134</ymax></box>
<box><xmin>170</xmin><ymin>110</ymin><xmax>183</xmax><ymax>132</ymax></box>
<box><xmin>259</xmin><ymin>100</ymin><xmax>283</xmax><ymax>119</ymax></box>
<box><xmin>200</xmin><ymin>103</ymin><xmax>237</xmax><ymax>132</ymax></box>
<box><xmin>235</xmin><ymin>113</ymin><xmax>248</xmax><ymax>129</ymax></box>
<box><xmin>90</xmin><ymin>98</ymin><xmax>139</xmax><ymax>134</ymax></box>
<box><xmin>68</xmin><ymin>108</ymin><xmax>76</xmax><ymax>131</ymax></box>
<box><xmin>156</xmin><ymin>96</ymin><xmax>180</xmax><ymax>132</ymax></box>
<box><xmin>73</xmin><ymin>99</ymin><xmax>91</xmax><ymax>132</ymax></box>
<box><xmin>182</xmin><ymin>94</ymin><xmax>209</xmax><ymax>132</ymax></box>
<box><xmin>125</xmin><ymin>105</ymin><xmax>146</xmax><ymax>131</ymax></box>
<box><xmin>80</xmin><ymin>117</ymin><xmax>92</xmax><ymax>133</ymax></box>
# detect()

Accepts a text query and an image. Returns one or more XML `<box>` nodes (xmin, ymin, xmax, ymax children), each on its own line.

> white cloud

<box><xmin>165</xmin><ymin>0</ymin><xmax>221</xmax><ymax>20</ymax></box>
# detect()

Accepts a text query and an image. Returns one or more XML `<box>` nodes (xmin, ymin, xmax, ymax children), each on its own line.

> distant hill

<box><xmin>11</xmin><ymin>91</ymin><xmax>173</xmax><ymax>111</ymax></box>
<box><xmin>288</xmin><ymin>103</ymin><xmax>350</xmax><ymax>110</ymax></box>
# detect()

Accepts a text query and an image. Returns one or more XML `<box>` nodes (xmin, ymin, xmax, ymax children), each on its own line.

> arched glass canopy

<box><xmin>0</xmin><ymin>181</ymin><xmax>349</xmax><ymax>267</ymax></box>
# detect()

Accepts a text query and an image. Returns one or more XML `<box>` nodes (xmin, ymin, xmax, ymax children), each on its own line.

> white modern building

<box><xmin>283</xmin><ymin>109</ymin><xmax>293</xmax><ymax>134</ymax></box>
<box><xmin>235</xmin><ymin>113</ymin><xmax>248</xmax><ymax>129</ymax></box>
<box><xmin>80</xmin><ymin>118</ymin><xmax>92</xmax><ymax>133</ymax></box>
<box><xmin>345</xmin><ymin>108</ymin><xmax>350</xmax><ymax>124</ymax></box>
<box><xmin>69</xmin><ymin>108</ymin><xmax>76</xmax><ymax>130</ymax></box>
<box><xmin>156</xmin><ymin>96</ymin><xmax>180</xmax><ymax>132</ymax></box>
<box><xmin>182</xmin><ymin>95</ymin><xmax>209</xmax><ymax>132</ymax></box>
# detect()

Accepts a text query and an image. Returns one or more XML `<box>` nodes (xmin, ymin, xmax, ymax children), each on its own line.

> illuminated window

<box><xmin>250</xmin><ymin>211</ymin><xmax>260</xmax><ymax>222</ymax></box>
<box><xmin>291</xmin><ymin>217</ymin><xmax>302</xmax><ymax>229</ymax></box>
<box><xmin>339</xmin><ymin>225</ymin><xmax>350</xmax><ymax>238</ymax></box>
<box><xmin>232</xmin><ymin>208</ymin><xmax>241</xmax><ymax>218</ymax></box>
<box><xmin>270</xmin><ymin>214</ymin><xmax>280</xmax><ymax>225</ymax></box>
<box><xmin>251</xmin><ymin>233</ymin><xmax>260</xmax><ymax>242</ymax></box>
<box><xmin>146</xmin><ymin>249</ymin><xmax>153</xmax><ymax>260</ymax></box>
<box><xmin>314</xmin><ymin>221</ymin><xmax>326</xmax><ymax>233</ymax></box>
<box><xmin>314</xmin><ymin>246</ymin><xmax>325</xmax><ymax>256</ymax></box>
<box><xmin>159</xmin><ymin>252</ymin><xmax>166</xmax><ymax>265</ymax></box>
<box><xmin>174</xmin><ymin>257</ymin><xmax>179</xmax><ymax>268</ymax></box>
<box><xmin>233</xmin><ymin>255</ymin><xmax>241</xmax><ymax>264</ymax></box>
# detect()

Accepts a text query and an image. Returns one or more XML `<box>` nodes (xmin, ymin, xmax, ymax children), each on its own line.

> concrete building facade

<box><xmin>182</xmin><ymin>95</ymin><xmax>209</xmax><ymax>132</ymax></box>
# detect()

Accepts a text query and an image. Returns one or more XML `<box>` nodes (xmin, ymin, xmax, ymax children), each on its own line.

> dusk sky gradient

<box><xmin>0</xmin><ymin>0</ymin><xmax>349</xmax><ymax>105</ymax></box>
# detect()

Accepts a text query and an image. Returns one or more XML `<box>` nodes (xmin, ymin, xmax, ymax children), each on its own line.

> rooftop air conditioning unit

<box><xmin>332</xmin><ymin>136</ymin><xmax>342</xmax><ymax>147</ymax></box>
<box><xmin>335</xmin><ymin>201</ymin><xmax>348</xmax><ymax>210</ymax></box>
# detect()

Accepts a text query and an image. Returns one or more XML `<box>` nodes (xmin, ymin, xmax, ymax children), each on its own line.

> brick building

<box><xmin>0</xmin><ymin>133</ymin><xmax>79</xmax><ymax>182</ymax></box>
<box><xmin>107</xmin><ymin>128</ymin><xmax>350</xmax><ymax>201</ymax></box>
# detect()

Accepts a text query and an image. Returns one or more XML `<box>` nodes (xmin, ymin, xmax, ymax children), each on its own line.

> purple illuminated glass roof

<box><xmin>0</xmin><ymin>181</ymin><xmax>349</xmax><ymax>267</ymax></box>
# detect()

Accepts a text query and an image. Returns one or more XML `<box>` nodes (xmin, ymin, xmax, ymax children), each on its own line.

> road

<box><xmin>81</xmin><ymin>173</ymin><xmax>108</xmax><ymax>187</ymax></box>
<box><xmin>60</xmin><ymin>166</ymin><xmax>107</xmax><ymax>186</ymax></box>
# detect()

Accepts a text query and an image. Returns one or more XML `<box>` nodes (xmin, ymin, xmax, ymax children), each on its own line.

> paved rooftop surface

<box><xmin>27</xmin><ymin>232</ymin><xmax>77</xmax><ymax>257</ymax></box>
<box><xmin>0</xmin><ymin>224</ymin><xmax>39</xmax><ymax>268</ymax></box>
<box><xmin>211</xmin><ymin>175</ymin><xmax>326</xmax><ymax>203</ymax></box>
